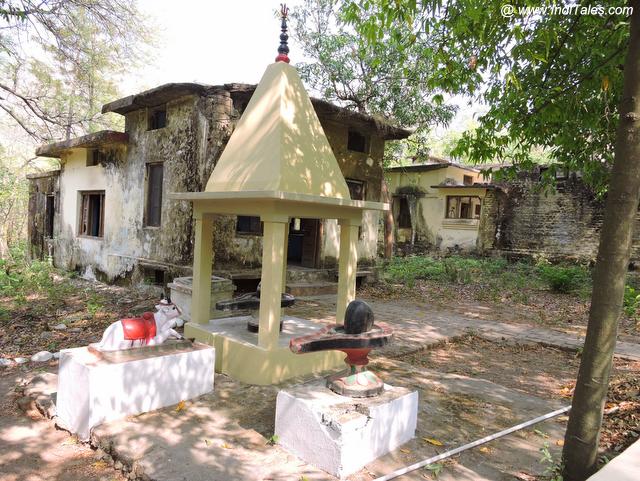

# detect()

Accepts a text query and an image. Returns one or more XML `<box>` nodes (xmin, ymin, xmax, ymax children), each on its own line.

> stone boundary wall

<box><xmin>478</xmin><ymin>176</ymin><xmax>640</xmax><ymax>264</ymax></box>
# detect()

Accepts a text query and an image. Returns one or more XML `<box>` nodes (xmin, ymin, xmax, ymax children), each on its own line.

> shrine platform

<box><xmin>184</xmin><ymin>316</ymin><xmax>343</xmax><ymax>385</ymax></box>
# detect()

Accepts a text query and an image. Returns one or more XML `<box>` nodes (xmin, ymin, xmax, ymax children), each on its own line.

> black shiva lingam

<box><xmin>216</xmin><ymin>283</ymin><xmax>295</xmax><ymax>333</ymax></box>
<box><xmin>290</xmin><ymin>300</ymin><xmax>392</xmax><ymax>398</ymax></box>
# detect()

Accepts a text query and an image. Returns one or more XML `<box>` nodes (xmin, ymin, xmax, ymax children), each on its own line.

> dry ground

<box><xmin>0</xmin><ymin>275</ymin><xmax>639</xmax><ymax>480</ymax></box>
<box><xmin>361</xmin><ymin>280</ymin><xmax>640</xmax><ymax>340</ymax></box>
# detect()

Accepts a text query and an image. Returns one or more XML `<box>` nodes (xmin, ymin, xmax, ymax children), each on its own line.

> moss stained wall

<box><xmin>49</xmin><ymin>88</ymin><xmax>390</xmax><ymax>280</ymax></box>
<box><xmin>475</xmin><ymin>177</ymin><xmax>634</xmax><ymax>263</ymax></box>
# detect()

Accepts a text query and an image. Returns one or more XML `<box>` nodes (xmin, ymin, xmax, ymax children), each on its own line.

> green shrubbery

<box><xmin>0</xmin><ymin>242</ymin><xmax>71</xmax><ymax>307</ymax></box>
<box><xmin>537</xmin><ymin>264</ymin><xmax>591</xmax><ymax>294</ymax></box>
<box><xmin>623</xmin><ymin>285</ymin><xmax>640</xmax><ymax>320</ymax></box>
<box><xmin>382</xmin><ymin>254</ymin><xmax>593</xmax><ymax>296</ymax></box>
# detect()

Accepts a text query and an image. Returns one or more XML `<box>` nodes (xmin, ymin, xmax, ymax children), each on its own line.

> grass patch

<box><xmin>382</xmin><ymin>254</ymin><xmax>593</xmax><ymax>297</ymax></box>
<box><xmin>0</xmin><ymin>242</ymin><xmax>74</xmax><ymax>312</ymax></box>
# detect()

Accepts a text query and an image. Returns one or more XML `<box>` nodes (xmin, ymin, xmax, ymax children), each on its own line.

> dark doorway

<box><xmin>287</xmin><ymin>218</ymin><xmax>320</xmax><ymax>267</ymax></box>
<box><xmin>45</xmin><ymin>195</ymin><xmax>55</xmax><ymax>238</ymax></box>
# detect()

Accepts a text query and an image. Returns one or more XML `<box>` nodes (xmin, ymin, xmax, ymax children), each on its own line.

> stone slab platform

<box><xmin>275</xmin><ymin>380</ymin><xmax>418</xmax><ymax>478</ymax></box>
<box><xmin>56</xmin><ymin>341</ymin><xmax>215</xmax><ymax>440</ymax></box>
<box><xmin>587</xmin><ymin>438</ymin><xmax>640</xmax><ymax>481</ymax></box>
<box><xmin>185</xmin><ymin>316</ymin><xmax>343</xmax><ymax>385</ymax></box>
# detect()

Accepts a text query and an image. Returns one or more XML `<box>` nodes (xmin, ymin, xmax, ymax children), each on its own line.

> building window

<box><xmin>79</xmin><ymin>191</ymin><xmax>105</xmax><ymax>238</ymax></box>
<box><xmin>397</xmin><ymin>197</ymin><xmax>412</xmax><ymax>228</ymax></box>
<box><xmin>145</xmin><ymin>163</ymin><xmax>164</xmax><ymax>227</ymax></box>
<box><xmin>346</xmin><ymin>178</ymin><xmax>366</xmax><ymax>200</ymax></box>
<box><xmin>86</xmin><ymin>149</ymin><xmax>106</xmax><ymax>167</ymax></box>
<box><xmin>463</xmin><ymin>175</ymin><xmax>474</xmax><ymax>186</ymax></box>
<box><xmin>446</xmin><ymin>196</ymin><xmax>482</xmax><ymax>220</ymax></box>
<box><xmin>347</xmin><ymin>129</ymin><xmax>368</xmax><ymax>153</ymax></box>
<box><xmin>236</xmin><ymin>216</ymin><xmax>262</xmax><ymax>235</ymax></box>
<box><xmin>148</xmin><ymin>105</ymin><xmax>167</xmax><ymax>130</ymax></box>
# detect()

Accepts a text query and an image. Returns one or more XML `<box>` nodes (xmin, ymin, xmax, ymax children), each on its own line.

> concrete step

<box><xmin>287</xmin><ymin>281</ymin><xmax>338</xmax><ymax>297</ymax></box>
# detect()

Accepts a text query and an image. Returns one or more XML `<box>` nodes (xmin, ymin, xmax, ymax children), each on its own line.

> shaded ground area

<box><xmin>361</xmin><ymin>278</ymin><xmax>640</xmax><ymax>341</ymax></box>
<box><xmin>0</xmin><ymin>277</ymin><xmax>163</xmax><ymax>358</ymax></box>
<box><xmin>0</xmin><ymin>369</ymin><xmax>126</xmax><ymax>481</ymax></box>
<box><xmin>395</xmin><ymin>335</ymin><xmax>640</xmax><ymax>459</ymax></box>
<box><xmin>1</xmin><ymin>276</ymin><xmax>639</xmax><ymax>480</ymax></box>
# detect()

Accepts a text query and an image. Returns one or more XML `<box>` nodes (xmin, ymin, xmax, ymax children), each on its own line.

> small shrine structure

<box><xmin>171</xmin><ymin>10</ymin><xmax>388</xmax><ymax>384</ymax></box>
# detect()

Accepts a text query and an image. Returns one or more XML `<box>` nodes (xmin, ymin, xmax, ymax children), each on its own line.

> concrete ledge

<box><xmin>56</xmin><ymin>342</ymin><xmax>215</xmax><ymax>440</ymax></box>
<box><xmin>587</xmin><ymin>439</ymin><xmax>640</xmax><ymax>481</ymax></box>
<box><xmin>275</xmin><ymin>380</ymin><xmax>418</xmax><ymax>478</ymax></box>
<box><xmin>185</xmin><ymin>316</ymin><xmax>343</xmax><ymax>385</ymax></box>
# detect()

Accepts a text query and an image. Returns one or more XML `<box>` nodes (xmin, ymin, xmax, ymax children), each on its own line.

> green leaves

<box><xmin>342</xmin><ymin>0</ymin><xmax>632</xmax><ymax>192</ymax></box>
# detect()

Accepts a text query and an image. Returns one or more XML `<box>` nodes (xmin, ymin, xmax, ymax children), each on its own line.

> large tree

<box><xmin>341</xmin><ymin>0</ymin><xmax>638</xmax><ymax>478</ymax></box>
<box><xmin>291</xmin><ymin>0</ymin><xmax>456</xmax><ymax>152</ymax></box>
<box><xmin>0</xmin><ymin>0</ymin><xmax>153</xmax><ymax>142</ymax></box>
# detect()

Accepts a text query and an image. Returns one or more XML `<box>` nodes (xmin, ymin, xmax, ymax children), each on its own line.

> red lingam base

<box><xmin>289</xmin><ymin>300</ymin><xmax>392</xmax><ymax>398</ymax></box>
<box><xmin>326</xmin><ymin>348</ymin><xmax>385</xmax><ymax>397</ymax></box>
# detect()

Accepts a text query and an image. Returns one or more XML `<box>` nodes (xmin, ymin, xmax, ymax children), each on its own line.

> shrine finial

<box><xmin>275</xmin><ymin>4</ymin><xmax>290</xmax><ymax>63</ymax></box>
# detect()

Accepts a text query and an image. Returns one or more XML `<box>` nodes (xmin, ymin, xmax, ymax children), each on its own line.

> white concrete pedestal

<box><xmin>275</xmin><ymin>380</ymin><xmax>418</xmax><ymax>478</ymax></box>
<box><xmin>56</xmin><ymin>341</ymin><xmax>215</xmax><ymax>440</ymax></box>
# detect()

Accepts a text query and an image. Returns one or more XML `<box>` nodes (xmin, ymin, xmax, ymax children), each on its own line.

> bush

<box><xmin>537</xmin><ymin>264</ymin><xmax>590</xmax><ymax>293</ymax></box>
<box><xmin>623</xmin><ymin>285</ymin><xmax>640</xmax><ymax>319</ymax></box>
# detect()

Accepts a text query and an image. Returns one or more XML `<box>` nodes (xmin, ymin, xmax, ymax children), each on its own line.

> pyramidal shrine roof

<box><xmin>204</xmin><ymin>60</ymin><xmax>350</xmax><ymax>200</ymax></box>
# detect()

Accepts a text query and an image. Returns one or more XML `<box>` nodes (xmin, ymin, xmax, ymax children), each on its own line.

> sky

<box><xmin>127</xmin><ymin>0</ymin><xmax>483</xmax><ymax>139</ymax></box>
<box><xmin>126</xmin><ymin>0</ymin><xmax>308</xmax><ymax>94</ymax></box>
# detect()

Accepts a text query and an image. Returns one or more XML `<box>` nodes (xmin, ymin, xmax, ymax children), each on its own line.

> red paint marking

<box><xmin>121</xmin><ymin>312</ymin><xmax>157</xmax><ymax>344</ymax></box>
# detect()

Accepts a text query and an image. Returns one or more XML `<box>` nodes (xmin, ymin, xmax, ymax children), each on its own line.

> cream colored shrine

<box><xmin>170</xmin><ymin>60</ymin><xmax>388</xmax><ymax>385</ymax></box>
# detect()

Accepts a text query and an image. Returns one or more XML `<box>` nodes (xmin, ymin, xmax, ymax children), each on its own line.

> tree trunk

<box><xmin>562</xmin><ymin>4</ymin><xmax>640</xmax><ymax>480</ymax></box>
<box><xmin>381</xmin><ymin>179</ymin><xmax>394</xmax><ymax>258</ymax></box>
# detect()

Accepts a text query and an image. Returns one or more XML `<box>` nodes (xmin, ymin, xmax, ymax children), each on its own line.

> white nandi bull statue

<box><xmin>90</xmin><ymin>298</ymin><xmax>184</xmax><ymax>352</ymax></box>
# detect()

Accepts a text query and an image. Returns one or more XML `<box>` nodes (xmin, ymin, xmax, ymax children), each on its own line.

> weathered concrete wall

<box><xmin>48</xmin><ymin>87</ymin><xmax>389</xmax><ymax>280</ymax></box>
<box><xmin>53</xmin><ymin>92</ymin><xmax>234</xmax><ymax>281</ymax></box>
<box><xmin>477</xmin><ymin>177</ymin><xmax>622</xmax><ymax>262</ymax></box>
<box><xmin>319</xmin><ymin>119</ymin><xmax>384</xmax><ymax>267</ymax></box>
<box><xmin>386</xmin><ymin>165</ymin><xmax>486</xmax><ymax>252</ymax></box>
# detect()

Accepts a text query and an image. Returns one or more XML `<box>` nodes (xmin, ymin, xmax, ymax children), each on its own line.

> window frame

<box><xmin>345</xmin><ymin>178</ymin><xmax>366</xmax><ymax>201</ymax></box>
<box><xmin>147</xmin><ymin>105</ymin><xmax>167</xmax><ymax>131</ymax></box>
<box><xmin>236</xmin><ymin>215</ymin><xmax>263</xmax><ymax>236</ymax></box>
<box><xmin>78</xmin><ymin>190</ymin><xmax>105</xmax><ymax>238</ymax></box>
<box><xmin>86</xmin><ymin>148</ymin><xmax>106</xmax><ymax>167</ymax></box>
<box><xmin>144</xmin><ymin>162</ymin><xmax>164</xmax><ymax>228</ymax></box>
<box><xmin>347</xmin><ymin>129</ymin><xmax>369</xmax><ymax>154</ymax></box>
<box><xmin>445</xmin><ymin>195</ymin><xmax>482</xmax><ymax>220</ymax></box>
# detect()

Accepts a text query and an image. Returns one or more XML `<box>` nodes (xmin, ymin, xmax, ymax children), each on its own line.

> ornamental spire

<box><xmin>275</xmin><ymin>4</ymin><xmax>290</xmax><ymax>63</ymax></box>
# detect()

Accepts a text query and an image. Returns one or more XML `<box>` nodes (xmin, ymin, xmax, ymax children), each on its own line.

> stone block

<box><xmin>275</xmin><ymin>380</ymin><xmax>418</xmax><ymax>478</ymax></box>
<box><xmin>168</xmin><ymin>275</ymin><xmax>236</xmax><ymax>321</ymax></box>
<box><xmin>56</xmin><ymin>342</ymin><xmax>215</xmax><ymax>440</ymax></box>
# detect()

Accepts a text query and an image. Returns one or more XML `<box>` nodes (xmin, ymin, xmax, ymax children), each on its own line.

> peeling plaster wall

<box><xmin>319</xmin><ymin>119</ymin><xmax>384</xmax><ymax>267</ymax></box>
<box><xmin>53</xmin><ymin>93</ymin><xmax>233</xmax><ymax>281</ymax></box>
<box><xmin>475</xmin><ymin>177</ymin><xmax>637</xmax><ymax>263</ymax></box>
<box><xmin>50</xmin><ymin>88</ymin><xmax>389</xmax><ymax>280</ymax></box>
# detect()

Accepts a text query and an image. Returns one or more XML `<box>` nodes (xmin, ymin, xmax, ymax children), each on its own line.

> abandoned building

<box><xmin>385</xmin><ymin>158</ymin><xmax>494</xmax><ymax>252</ymax></box>
<box><xmin>28</xmin><ymin>82</ymin><xmax>410</xmax><ymax>287</ymax></box>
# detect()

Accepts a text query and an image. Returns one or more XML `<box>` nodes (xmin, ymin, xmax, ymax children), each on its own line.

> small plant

<box><xmin>537</xmin><ymin>264</ymin><xmax>590</xmax><ymax>294</ymax></box>
<box><xmin>86</xmin><ymin>294</ymin><xmax>104</xmax><ymax>318</ymax></box>
<box><xmin>423</xmin><ymin>462</ymin><xmax>444</xmax><ymax>478</ymax></box>
<box><xmin>266</xmin><ymin>434</ymin><xmax>279</xmax><ymax>446</ymax></box>
<box><xmin>623</xmin><ymin>285</ymin><xmax>640</xmax><ymax>320</ymax></box>
<box><xmin>539</xmin><ymin>442</ymin><xmax>564</xmax><ymax>481</ymax></box>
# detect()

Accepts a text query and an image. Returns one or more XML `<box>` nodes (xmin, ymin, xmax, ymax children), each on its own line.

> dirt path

<box><xmin>0</xmin><ymin>368</ymin><xmax>125</xmax><ymax>481</ymax></box>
